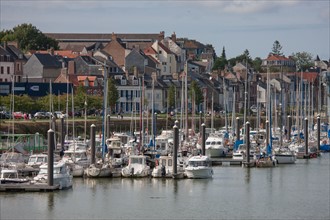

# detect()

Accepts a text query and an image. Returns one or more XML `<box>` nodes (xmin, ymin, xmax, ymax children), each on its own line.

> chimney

<box><xmin>171</xmin><ymin>32</ymin><xmax>176</xmax><ymax>43</ymax></box>
<box><xmin>111</xmin><ymin>32</ymin><xmax>117</xmax><ymax>41</ymax></box>
<box><xmin>49</xmin><ymin>47</ymin><xmax>54</xmax><ymax>56</ymax></box>
<box><xmin>158</xmin><ymin>31</ymin><xmax>165</xmax><ymax>41</ymax></box>
<box><xmin>68</xmin><ymin>60</ymin><xmax>75</xmax><ymax>75</ymax></box>
<box><xmin>3</xmin><ymin>41</ymin><xmax>7</xmax><ymax>50</ymax></box>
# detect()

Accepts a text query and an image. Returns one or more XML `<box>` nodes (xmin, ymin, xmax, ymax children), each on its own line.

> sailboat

<box><xmin>84</xmin><ymin>61</ymin><xmax>112</xmax><ymax>178</ymax></box>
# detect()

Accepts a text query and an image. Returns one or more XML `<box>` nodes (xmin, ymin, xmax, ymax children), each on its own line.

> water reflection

<box><xmin>244</xmin><ymin>168</ymin><xmax>251</xmax><ymax>183</ymax></box>
<box><xmin>47</xmin><ymin>192</ymin><xmax>54</xmax><ymax>211</ymax></box>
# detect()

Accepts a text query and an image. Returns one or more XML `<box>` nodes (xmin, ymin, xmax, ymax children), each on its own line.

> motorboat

<box><xmin>121</xmin><ymin>155</ymin><xmax>151</xmax><ymax>178</ymax></box>
<box><xmin>232</xmin><ymin>144</ymin><xmax>256</xmax><ymax>160</ymax></box>
<box><xmin>151</xmin><ymin>155</ymin><xmax>185</xmax><ymax>178</ymax></box>
<box><xmin>154</xmin><ymin>130</ymin><xmax>174</xmax><ymax>156</ymax></box>
<box><xmin>33</xmin><ymin>161</ymin><xmax>73</xmax><ymax>189</ymax></box>
<box><xmin>273</xmin><ymin>147</ymin><xmax>296</xmax><ymax>164</ymax></box>
<box><xmin>27</xmin><ymin>154</ymin><xmax>48</xmax><ymax>169</ymax></box>
<box><xmin>184</xmin><ymin>155</ymin><xmax>213</xmax><ymax>179</ymax></box>
<box><xmin>84</xmin><ymin>162</ymin><xmax>112</xmax><ymax>178</ymax></box>
<box><xmin>0</xmin><ymin>152</ymin><xmax>26</xmax><ymax>169</ymax></box>
<box><xmin>0</xmin><ymin>169</ymin><xmax>30</xmax><ymax>184</ymax></box>
<box><xmin>106</xmin><ymin>137</ymin><xmax>126</xmax><ymax>177</ymax></box>
<box><xmin>205</xmin><ymin>135</ymin><xmax>228</xmax><ymax>158</ymax></box>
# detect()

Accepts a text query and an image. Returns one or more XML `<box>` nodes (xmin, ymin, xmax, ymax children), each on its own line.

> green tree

<box><xmin>252</xmin><ymin>57</ymin><xmax>263</xmax><ymax>72</ymax></box>
<box><xmin>0</xmin><ymin>23</ymin><xmax>59</xmax><ymax>51</ymax></box>
<box><xmin>228</xmin><ymin>49</ymin><xmax>253</xmax><ymax>67</ymax></box>
<box><xmin>212</xmin><ymin>46</ymin><xmax>228</xmax><ymax>70</ymax></box>
<box><xmin>291</xmin><ymin>51</ymin><xmax>314</xmax><ymax>72</ymax></box>
<box><xmin>167</xmin><ymin>85</ymin><xmax>176</xmax><ymax>111</ymax></box>
<box><xmin>74</xmin><ymin>85</ymin><xmax>87</xmax><ymax>110</ymax></box>
<box><xmin>190</xmin><ymin>81</ymin><xmax>203</xmax><ymax>107</ymax></box>
<box><xmin>271</xmin><ymin>40</ymin><xmax>283</xmax><ymax>55</ymax></box>
<box><xmin>107</xmin><ymin>77</ymin><xmax>119</xmax><ymax>113</ymax></box>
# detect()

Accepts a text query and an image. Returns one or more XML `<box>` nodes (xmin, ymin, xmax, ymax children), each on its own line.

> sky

<box><xmin>1</xmin><ymin>0</ymin><xmax>329</xmax><ymax>60</ymax></box>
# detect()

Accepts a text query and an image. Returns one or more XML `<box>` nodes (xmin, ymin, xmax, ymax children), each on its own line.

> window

<box><xmin>1</xmin><ymin>66</ymin><xmax>3</xmax><ymax>74</ymax></box>
<box><xmin>16</xmin><ymin>63</ymin><xmax>20</xmax><ymax>71</ymax></box>
<box><xmin>7</xmin><ymin>67</ymin><xmax>10</xmax><ymax>74</ymax></box>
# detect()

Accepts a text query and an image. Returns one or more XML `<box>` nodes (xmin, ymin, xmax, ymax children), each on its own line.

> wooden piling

<box><xmin>236</xmin><ymin>117</ymin><xmax>240</xmax><ymax>141</ymax></box>
<box><xmin>202</xmin><ymin>123</ymin><xmax>206</xmax><ymax>156</ymax></box>
<box><xmin>173</xmin><ymin>124</ymin><xmax>178</xmax><ymax>178</ymax></box>
<box><xmin>304</xmin><ymin>118</ymin><xmax>308</xmax><ymax>157</ymax></box>
<box><xmin>317</xmin><ymin>115</ymin><xmax>320</xmax><ymax>154</ymax></box>
<box><xmin>246</xmin><ymin>121</ymin><xmax>250</xmax><ymax>165</ymax></box>
<box><xmin>90</xmin><ymin>124</ymin><xmax>96</xmax><ymax>165</ymax></box>
<box><xmin>48</xmin><ymin>129</ymin><xmax>54</xmax><ymax>186</ymax></box>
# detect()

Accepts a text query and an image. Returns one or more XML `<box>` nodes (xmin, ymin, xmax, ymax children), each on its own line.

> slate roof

<box><xmin>45</xmin><ymin>33</ymin><xmax>160</xmax><ymax>42</ymax></box>
<box><xmin>34</xmin><ymin>53</ymin><xmax>62</xmax><ymax>68</ymax></box>
<box><xmin>7</xmin><ymin>45</ymin><xmax>27</xmax><ymax>60</ymax></box>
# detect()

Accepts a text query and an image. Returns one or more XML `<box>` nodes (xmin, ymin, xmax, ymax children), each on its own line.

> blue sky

<box><xmin>1</xmin><ymin>0</ymin><xmax>329</xmax><ymax>60</ymax></box>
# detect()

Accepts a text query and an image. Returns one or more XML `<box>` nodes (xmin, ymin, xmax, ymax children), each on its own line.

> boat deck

<box><xmin>0</xmin><ymin>183</ymin><xmax>61</xmax><ymax>192</ymax></box>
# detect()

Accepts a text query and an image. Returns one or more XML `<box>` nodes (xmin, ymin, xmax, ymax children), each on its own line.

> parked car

<box><xmin>12</xmin><ymin>112</ymin><xmax>24</xmax><ymax>119</ymax></box>
<box><xmin>54</xmin><ymin>111</ymin><xmax>66</xmax><ymax>119</ymax></box>
<box><xmin>34</xmin><ymin>112</ymin><xmax>47</xmax><ymax>119</ymax></box>
<box><xmin>0</xmin><ymin>111</ymin><xmax>11</xmax><ymax>119</ymax></box>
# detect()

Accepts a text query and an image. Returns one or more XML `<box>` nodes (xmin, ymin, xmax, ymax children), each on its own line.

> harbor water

<box><xmin>1</xmin><ymin>154</ymin><xmax>329</xmax><ymax>220</ymax></box>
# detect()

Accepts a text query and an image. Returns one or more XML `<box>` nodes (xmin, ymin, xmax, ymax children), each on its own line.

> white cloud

<box><xmin>194</xmin><ymin>0</ymin><xmax>300</xmax><ymax>14</ymax></box>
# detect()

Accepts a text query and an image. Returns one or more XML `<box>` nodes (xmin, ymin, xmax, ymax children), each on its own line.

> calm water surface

<box><xmin>1</xmin><ymin>153</ymin><xmax>329</xmax><ymax>220</ymax></box>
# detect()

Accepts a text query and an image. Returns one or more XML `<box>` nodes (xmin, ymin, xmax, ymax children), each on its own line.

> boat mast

<box><xmin>101</xmin><ymin>61</ymin><xmax>108</xmax><ymax>159</ymax></box>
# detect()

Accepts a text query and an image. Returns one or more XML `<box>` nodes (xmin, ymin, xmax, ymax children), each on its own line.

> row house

<box><xmin>23</xmin><ymin>53</ymin><xmax>65</xmax><ymax>83</ymax></box>
<box><xmin>0</xmin><ymin>42</ymin><xmax>27</xmax><ymax>83</ymax></box>
<box><xmin>144</xmin><ymin>40</ymin><xmax>177</xmax><ymax>77</ymax></box>
<box><xmin>125</xmin><ymin>48</ymin><xmax>159</xmax><ymax>76</ymax></box>
<box><xmin>262</xmin><ymin>53</ymin><xmax>296</xmax><ymax>72</ymax></box>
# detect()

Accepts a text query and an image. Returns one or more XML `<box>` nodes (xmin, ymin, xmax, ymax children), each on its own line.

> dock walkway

<box><xmin>0</xmin><ymin>183</ymin><xmax>61</xmax><ymax>192</ymax></box>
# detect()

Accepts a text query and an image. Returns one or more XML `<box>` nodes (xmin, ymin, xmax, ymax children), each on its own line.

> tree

<box><xmin>167</xmin><ymin>85</ymin><xmax>176</xmax><ymax>111</ymax></box>
<box><xmin>227</xmin><ymin>49</ymin><xmax>253</xmax><ymax>67</ymax></box>
<box><xmin>190</xmin><ymin>81</ymin><xmax>203</xmax><ymax>107</ymax></box>
<box><xmin>0</xmin><ymin>23</ymin><xmax>59</xmax><ymax>51</ymax></box>
<box><xmin>271</xmin><ymin>40</ymin><xmax>283</xmax><ymax>56</ymax></box>
<box><xmin>74</xmin><ymin>85</ymin><xmax>87</xmax><ymax>110</ymax></box>
<box><xmin>212</xmin><ymin>46</ymin><xmax>228</xmax><ymax>71</ymax></box>
<box><xmin>291</xmin><ymin>51</ymin><xmax>314</xmax><ymax>71</ymax></box>
<box><xmin>107</xmin><ymin>77</ymin><xmax>119</xmax><ymax>113</ymax></box>
<box><xmin>252</xmin><ymin>57</ymin><xmax>263</xmax><ymax>72</ymax></box>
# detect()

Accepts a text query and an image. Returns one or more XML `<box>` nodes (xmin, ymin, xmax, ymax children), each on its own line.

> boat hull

<box><xmin>185</xmin><ymin>167</ymin><xmax>213</xmax><ymax>179</ymax></box>
<box><xmin>275</xmin><ymin>154</ymin><xmax>296</xmax><ymax>164</ymax></box>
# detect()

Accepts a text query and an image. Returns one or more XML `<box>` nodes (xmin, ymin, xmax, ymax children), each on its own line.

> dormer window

<box><xmin>84</xmin><ymin>79</ymin><xmax>89</xmax><ymax>87</ymax></box>
<box><xmin>132</xmin><ymin>79</ymin><xmax>138</xmax><ymax>86</ymax></box>
<box><xmin>121</xmin><ymin>79</ymin><xmax>127</xmax><ymax>85</ymax></box>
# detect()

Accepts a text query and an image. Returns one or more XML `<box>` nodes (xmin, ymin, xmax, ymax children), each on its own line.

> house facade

<box><xmin>23</xmin><ymin>53</ymin><xmax>63</xmax><ymax>83</ymax></box>
<box><xmin>0</xmin><ymin>43</ymin><xmax>27</xmax><ymax>83</ymax></box>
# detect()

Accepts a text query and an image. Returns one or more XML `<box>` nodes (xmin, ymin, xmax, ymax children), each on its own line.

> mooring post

<box><xmin>317</xmin><ymin>115</ymin><xmax>320</xmax><ymax>154</ymax></box>
<box><xmin>60</xmin><ymin>117</ymin><xmax>65</xmax><ymax>150</ymax></box>
<box><xmin>107</xmin><ymin>114</ymin><xmax>111</xmax><ymax>139</ymax></box>
<box><xmin>90</xmin><ymin>124</ymin><xmax>96</xmax><ymax>165</ymax></box>
<box><xmin>246</xmin><ymin>121</ymin><xmax>250</xmax><ymax>165</ymax></box>
<box><xmin>199</xmin><ymin>111</ymin><xmax>202</xmax><ymax>133</ymax></box>
<box><xmin>202</xmin><ymin>123</ymin><xmax>206</xmax><ymax>156</ymax></box>
<box><xmin>173</xmin><ymin>124</ymin><xmax>179</xmax><ymax>178</ymax></box>
<box><xmin>266</xmin><ymin>120</ymin><xmax>269</xmax><ymax>149</ymax></box>
<box><xmin>236</xmin><ymin>117</ymin><xmax>240</xmax><ymax>142</ymax></box>
<box><xmin>288</xmin><ymin>115</ymin><xmax>292</xmax><ymax>140</ymax></box>
<box><xmin>304</xmin><ymin>118</ymin><xmax>309</xmax><ymax>158</ymax></box>
<box><xmin>47</xmin><ymin>129</ymin><xmax>54</xmax><ymax>186</ymax></box>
